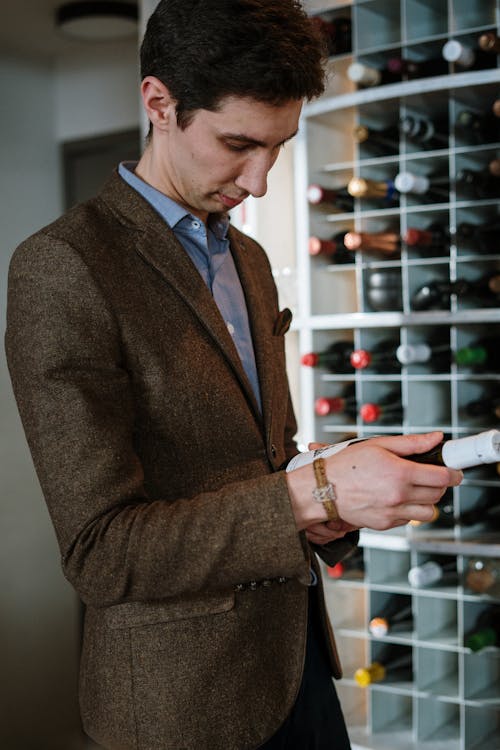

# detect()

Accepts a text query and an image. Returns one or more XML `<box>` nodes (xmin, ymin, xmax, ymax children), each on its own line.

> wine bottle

<box><xmin>494</xmin><ymin>99</ymin><xmax>500</xmax><ymax>118</ymax></box>
<box><xmin>457</xmin><ymin>220</ymin><xmax>500</xmax><ymax>253</ymax></box>
<box><xmin>410</xmin><ymin>278</ymin><xmax>470</xmax><ymax>311</ymax></box>
<box><xmin>354</xmin><ymin>123</ymin><xmax>400</xmax><ymax>155</ymax></box>
<box><xmin>394</xmin><ymin>171</ymin><xmax>450</xmax><ymax>202</ymax></box>
<box><xmin>343</xmin><ymin>230</ymin><xmax>400</xmax><ymax>256</ymax></box>
<box><xmin>396</xmin><ymin>341</ymin><xmax>452</xmax><ymax>370</ymax></box>
<box><xmin>456</xmin><ymin>166</ymin><xmax>500</xmax><ymax>200</ymax></box>
<box><xmin>408</xmin><ymin>559</ymin><xmax>457</xmax><ymax>587</ymax></box>
<box><xmin>347</xmin><ymin>177</ymin><xmax>398</xmax><ymax>204</ymax></box>
<box><xmin>409</xmin><ymin>492</ymin><xmax>456</xmax><ymax>528</ymax></box>
<box><xmin>347</xmin><ymin>61</ymin><xmax>400</xmax><ymax>88</ymax></box>
<box><xmin>399</xmin><ymin>113</ymin><xmax>449</xmax><ymax>150</ymax></box>
<box><xmin>301</xmin><ymin>340</ymin><xmax>355</xmax><ymax>374</ymax></box>
<box><xmin>315</xmin><ymin>383</ymin><xmax>357</xmax><ymax>419</ymax></box>
<box><xmin>354</xmin><ymin>645</ymin><xmax>413</xmax><ymax>687</ymax></box>
<box><xmin>308</xmin><ymin>233</ymin><xmax>355</xmax><ymax>264</ymax></box>
<box><xmin>369</xmin><ymin>596</ymin><xmax>413</xmax><ymax>637</ymax></box>
<box><xmin>286</xmin><ymin>429</ymin><xmax>500</xmax><ymax>475</ymax></box>
<box><xmin>359</xmin><ymin>392</ymin><xmax>403</xmax><ymax>425</ymax></box>
<box><xmin>326</xmin><ymin>547</ymin><xmax>365</xmax><ymax>580</ymax></box>
<box><xmin>365</xmin><ymin>269</ymin><xmax>403</xmax><ymax>312</ymax></box>
<box><xmin>442</xmin><ymin>38</ymin><xmax>494</xmax><ymax>71</ymax></box>
<box><xmin>307</xmin><ymin>184</ymin><xmax>354</xmax><ymax>212</ymax></box>
<box><xmin>466</xmin><ymin>559</ymin><xmax>500</xmax><ymax>598</ymax></box>
<box><xmin>350</xmin><ymin>338</ymin><xmax>400</xmax><ymax>372</ymax></box>
<box><xmin>478</xmin><ymin>32</ymin><xmax>500</xmax><ymax>55</ymax></box>
<box><xmin>455</xmin><ymin>338</ymin><xmax>500</xmax><ymax>371</ymax></box>
<box><xmin>462</xmin><ymin>394</ymin><xmax>500</xmax><ymax>422</ymax></box>
<box><xmin>455</xmin><ymin>108</ymin><xmax>500</xmax><ymax>144</ymax></box>
<box><xmin>404</xmin><ymin>223</ymin><xmax>449</xmax><ymax>250</ymax></box>
<box><xmin>387</xmin><ymin>55</ymin><xmax>449</xmax><ymax>81</ymax></box>
<box><xmin>465</xmin><ymin>605</ymin><xmax>500</xmax><ymax>652</ymax></box>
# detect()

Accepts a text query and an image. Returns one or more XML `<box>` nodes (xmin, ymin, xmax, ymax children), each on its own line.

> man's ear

<box><xmin>141</xmin><ymin>76</ymin><xmax>176</xmax><ymax>132</ymax></box>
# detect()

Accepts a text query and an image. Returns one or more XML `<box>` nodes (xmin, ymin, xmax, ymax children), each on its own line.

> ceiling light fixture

<box><xmin>56</xmin><ymin>1</ymin><xmax>139</xmax><ymax>42</ymax></box>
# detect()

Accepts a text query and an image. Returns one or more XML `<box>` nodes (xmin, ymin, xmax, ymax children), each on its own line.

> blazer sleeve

<box><xmin>5</xmin><ymin>234</ymin><xmax>311</xmax><ymax>607</ymax></box>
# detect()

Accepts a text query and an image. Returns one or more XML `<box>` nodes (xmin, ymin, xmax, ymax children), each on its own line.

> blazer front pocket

<box><xmin>104</xmin><ymin>591</ymin><xmax>235</xmax><ymax>629</ymax></box>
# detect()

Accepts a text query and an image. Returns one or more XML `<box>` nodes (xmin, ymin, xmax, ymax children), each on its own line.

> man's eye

<box><xmin>226</xmin><ymin>142</ymin><xmax>250</xmax><ymax>152</ymax></box>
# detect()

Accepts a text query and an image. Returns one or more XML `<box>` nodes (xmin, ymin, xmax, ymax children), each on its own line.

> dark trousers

<box><xmin>260</xmin><ymin>588</ymin><xmax>351</xmax><ymax>750</ymax></box>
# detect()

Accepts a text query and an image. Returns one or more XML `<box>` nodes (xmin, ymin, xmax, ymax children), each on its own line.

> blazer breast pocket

<box><xmin>272</xmin><ymin>307</ymin><xmax>293</xmax><ymax>337</ymax></box>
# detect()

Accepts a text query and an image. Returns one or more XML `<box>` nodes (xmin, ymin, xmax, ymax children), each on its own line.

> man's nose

<box><xmin>235</xmin><ymin>153</ymin><xmax>274</xmax><ymax>198</ymax></box>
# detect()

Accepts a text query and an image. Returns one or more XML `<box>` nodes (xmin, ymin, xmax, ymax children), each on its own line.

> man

<box><xmin>5</xmin><ymin>1</ymin><xmax>462</xmax><ymax>748</ymax></box>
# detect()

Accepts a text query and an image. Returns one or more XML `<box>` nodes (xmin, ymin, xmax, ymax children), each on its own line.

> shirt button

<box><xmin>191</xmin><ymin>220</ymin><xmax>201</xmax><ymax>229</ymax></box>
<box><xmin>271</xmin><ymin>444</ymin><xmax>277</xmax><ymax>458</ymax></box>
<box><xmin>227</xmin><ymin>322</ymin><xmax>235</xmax><ymax>335</ymax></box>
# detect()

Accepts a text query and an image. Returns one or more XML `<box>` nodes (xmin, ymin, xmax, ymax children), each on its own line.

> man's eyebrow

<box><xmin>219</xmin><ymin>129</ymin><xmax>299</xmax><ymax>147</ymax></box>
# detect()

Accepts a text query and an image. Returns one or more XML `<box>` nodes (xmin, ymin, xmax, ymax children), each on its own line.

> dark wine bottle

<box><xmin>455</xmin><ymin>108</ymin><xmax>500</xmax><ymax>144</ymax></box>
<box><xmin>354</xmin><ymin>123</ymin><xmax>400</xmax><ymax>155</ymax></box>
<box><xmin>315</xmin><ymin>383</ymin><xmax>357</xmax><ymax>419</ymax></box>
<box><xmin>442</xmin><ymin>38</ymin><xmax>495</xmax><ymax>71</ymax></box>
<box><xmin>457</xmin><ymin>220</ymin><xmax>500</xmax><ymax>253</ymax></box>
<box><xmin>307</xmin><ymin>184</ymin><xmax>354</xmax><ymax>212</ymax></box>
<box><xmin>458</xmin><ymin>490</ymin><xmax>500</xmax><ymax>529</ymax></box>
<box><xmin>301</xmin><ymin>340</ymin><xmax>355</xmax><ymax>374</ymax></box>
<box><xmin>410</xmin><ymin>279</ymin><xmax>468</xmax><ymax>311</ymax></box>
<box><xmin>464</xmin><ymin>605</ymin><xmax>500</xmax><ymax>652</ymax></box>
<box><xmin>365</xmin><ymin>269</ymin><xmax>403</xmax><ymax>312</ymax></box>
<box><xmin>343</xmin><ymin>230</ymin><xmax>400</xmax><ymax>256</ymax></box>
<box><xmin>287</xmin><ymin>430</ymin><xmax>500</xmax><ymax>473</ymax></box>
<box><xmin>369</xmin><ymin>596</ymin><xmax>413</xmax><ymax>637</ymax></box>
<box><xmin>326</xmin><ymin>547</ymin><xmax>365</xmax><ymax>580</ymax></box>
<box><xmin>466</xmin><ymin>559</ymin><xmax>500</xmax><ymax>598</ymax></box>
<box><xmin>396</xmin><ymin>341</ymin><xmax>452</xmax><ymax>370</ymax></box>
<box><xmin>408</xmin><ymin>559</ymin><xmax>457</xmax><ymax>587</ymax></box>
<box><xmin>308</xmin><ymin>233</ymin><xmax>355</xmax><ymax>264</ymax></box>
<box><xmin>404</xmin><ymin>223</ymin><xmax>449</xmax><ymax>250</ymax></box>
<box><xmin>347</xmin><ymin>61</ymin><xmax>401</xmax><ymax>88</ymax></box>
<box><xmin>455</xmin><ymin>338</ymin><xmax>500</xmax><ymax>371</ymax></box>
<box><xmin>387</xmin><ymin>55</ymin><xmax>448</xmax><ymax>81</ymax></box>
<box><xmin>354</xmin><ymin>645</ymin><xmax>413</xmax><ymax>687</ymax></box>
<box><xmin>311</xmin><ymin>15</ymin><xmax>352</xmax><ymax>57</ymax></box>
<box><xmin>409</xmin><ymin>490</ymin><xmax>455</xmax><ymax>528</ymax></box>
<box><xmin>456</xmin><ymin>165</ymin><xmax>500</xmax><ymax>200</ymax></box>
<box><xmin>350</xmin><ymin>338</ymin><xmax>400</xmax><ymax>372</ymax></box>
<box><xmin>399</xmin><ymin>113</ymin><xmax>449</xmax><ymax>150</ymax></box>
<box><xmin>359</xmin><ymin>392</ymin><xmax>403</xmax><ymax>425</ymax></box>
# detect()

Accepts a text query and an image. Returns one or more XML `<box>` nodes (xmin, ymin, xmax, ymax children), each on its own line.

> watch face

<box><xmin>313</xmin><ymin>482</ymin><xmax>336</xmax><ymax>503</ymax></box>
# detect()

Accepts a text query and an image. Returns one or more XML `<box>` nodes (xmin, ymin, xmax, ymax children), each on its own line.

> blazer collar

<box><xmin>98</xmin><ymin>172</ymin><xmax>266</xmax><ymax>428</ymax></box>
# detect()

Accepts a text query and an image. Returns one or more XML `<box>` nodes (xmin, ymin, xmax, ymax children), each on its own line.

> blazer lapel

<box><xmin>100</xmin><ymin>173</ymin><xmax>263</xmax><ymax>424</ymax></box>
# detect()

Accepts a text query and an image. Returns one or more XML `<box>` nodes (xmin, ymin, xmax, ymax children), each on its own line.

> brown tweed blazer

<box><xmin>6</xmin><ymin>172</ymin><xmax>358</xmax><ymax>750</ymax></box>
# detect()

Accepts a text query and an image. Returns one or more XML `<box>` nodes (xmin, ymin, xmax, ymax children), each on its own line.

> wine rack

<box><xmin>296</xmin><ymin>1</ymin><xmax>500</xmax><ymax>748</ymax></box>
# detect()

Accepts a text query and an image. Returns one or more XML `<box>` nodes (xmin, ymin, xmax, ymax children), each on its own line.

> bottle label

<box><xmin>286</xmin><ymin>437</ymin><xmax>372</xmax><ymax>472</ymax></box>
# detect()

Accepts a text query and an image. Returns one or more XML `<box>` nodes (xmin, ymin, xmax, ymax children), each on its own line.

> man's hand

<box><xmin>286</xmin><ymin>431</ymin><xmax>463</xmax><ymax>533</ymax></box>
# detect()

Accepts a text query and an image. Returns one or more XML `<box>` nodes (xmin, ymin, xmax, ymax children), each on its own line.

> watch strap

<box><xmin>312</xmin><ymin>457</ymin><xmax>340</xmax><ymax>522</ymax></box>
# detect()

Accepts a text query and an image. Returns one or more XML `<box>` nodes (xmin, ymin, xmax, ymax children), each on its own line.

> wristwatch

<box><xmin>312</xmin><ymin>457</ymin><xmax>339</xmax><ymax>522</ymax></box>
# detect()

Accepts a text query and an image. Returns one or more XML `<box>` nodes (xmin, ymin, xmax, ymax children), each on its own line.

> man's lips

<box><xmin>218</xmin><ymin>192</ymin><xmax>247</xmax><ymax>209</ymax></box>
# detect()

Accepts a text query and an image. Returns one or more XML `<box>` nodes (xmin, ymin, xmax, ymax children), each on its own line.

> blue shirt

<box><xmin>118</xmin><ymin>162</ymin><xmax>262</xmax><ymax>411</ymax></box>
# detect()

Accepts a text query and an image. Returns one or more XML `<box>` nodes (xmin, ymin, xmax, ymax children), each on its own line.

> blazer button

<box><xmin>270</xmin><ymin>444</ymin><xmax>277</xmax><ymax>458</ymax></box>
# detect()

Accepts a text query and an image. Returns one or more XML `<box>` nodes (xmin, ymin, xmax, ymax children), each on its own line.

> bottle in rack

<box><xmin>409</xmin><ymin>491</ymin><xmax>455</xmax><ymax>528</ymax></box>
<box><xmin>456</xmin><ymin>164</ymin><xmax>500</xmax><ymax>200</ymax></box>
<box><xmin>455</xmin><ymin>108</ymin><xmax>500</xmax><ymax>144</ymax></box>
<box><xmin>307</xmin><ymin>184</ymin><xmax>354</xmax><ymax>212</ymax></box>
<box><xmin>442</xmin><ymin>37</ymin><xmax>496</xmax><ymax>72</ymax></box>
<box><xmin>369</xmin><ymin>596</ymin><xmax>413</xmax><ymax>637</ymax></box>
<box><xmin>465</xmin><ymin>559</ymin><xmax>500</xmax><ymax>598</ymax></box>
<box><xmin>343</xmin><ymin>229</ymin><xmax>400</xmax><ymax>257</ymax></box>
<box><xmin>408</xmin><ymin>559</ymin><xmax>457</xmax><ymax>587</ymax></box>
<box><xmin>458</xmin><ymin>490</ymin><xmax>500</xmax><ymax>529</ymax></box>
<box><xmin>462</xmin><ymin>393</ymin><xmax>500</xmax><ymax>422</ymax></box>
<box><xmin>347</xmin><ymin>61</ymin><xmax>401</xmax><ymax>88</ymax></box>
<box><xmin>354</xmin><ymin>123</ymin><xmax>400</xmax><ymax>155</ymax></box>
<box><xmin>365</xmin><ymin>269</ymin><xmax>403</xmax><ymax>312</ymax></box>
<box><xmin>410</xmin><ymin>278</ymin><xmax>469</xmax><ymax>311</ymax></box>
<box><xmin>310</xmin><ymin>15</ymin><xmax>352</xmax><ymax>57</ymax></box>
<box><xmin>394</xmin><ymin>170</ymin><xmax>450</xmax><ymax>202</ymax></box>
<box><xmin>308</xmin><ymin>233</ymin><xmax>355</xmax><ymax>264</ymax></box>
<box><xmin>455</xmin><ymin>337</ymin><xmax>500</xmax><ymax>371</ymax></box>
<box><xmin>478</xmin><ymin>32</ymin><xmax>500</xmax><ymax>55</ymax></box>
<box><xmin>404</xmin><ymin>223</ymin><xmax>450</xmax><ymax>251</ymax></box>
<box><xmin>396</xmin><ymin>340</ymin><xmax>452</xmax><ymax>369</ymax></box>
<box><xmin>387</xmin><ymin>56</ymin><xmax>449</xmax><ymax>81</ymax></box>
<box><xmin>350</xmin><ymin>338</ymin><xmax>401</xmax><ymax>372</ymax></box>
<box><xmin>359</xmin><ymin>392</ymin><xmax>403</xmax><ymax>425</ymax></box>
<box><xmin>465</xmin><ymin>605</ymin><xmax>500</xmax><ymax>653</ymax></box>
<box><xmin>399</xmin><ymin>113</ymin><xmax>449</xmax><ymax>151</ymax></box>
<box><xmin>347</xmin><ymin>176</ymin><xmax>398</xmax><ymax>204</ymax></box>
<box><xmin>315</xmin><ymin>383</ymin><xmax>357</xmax><ymax>419</ymax></box>
<box><xmin>457</xmin><ymin>220</ymin><xmax>500</xmax><ymax>253</ymax></box>
<box><xmin>354</xmin><ymin>645</ymin><xmax>413</xmax><ymax>687</ymax></box>
<box><xmin>326</xmin><ymin>547</ymin><xmax>365</xmax><ymax>580</ymax></box>
<box><xmin>301</xmin><ymin>340</ymin><xmax>355</xmax><ymax>374</ymax></box>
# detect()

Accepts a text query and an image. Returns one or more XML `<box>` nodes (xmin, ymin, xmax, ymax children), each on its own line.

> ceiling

<box><xmin>0</xmin><ymin>0</ymin><xmax>139</xmax><ymax>61</ymax></box>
